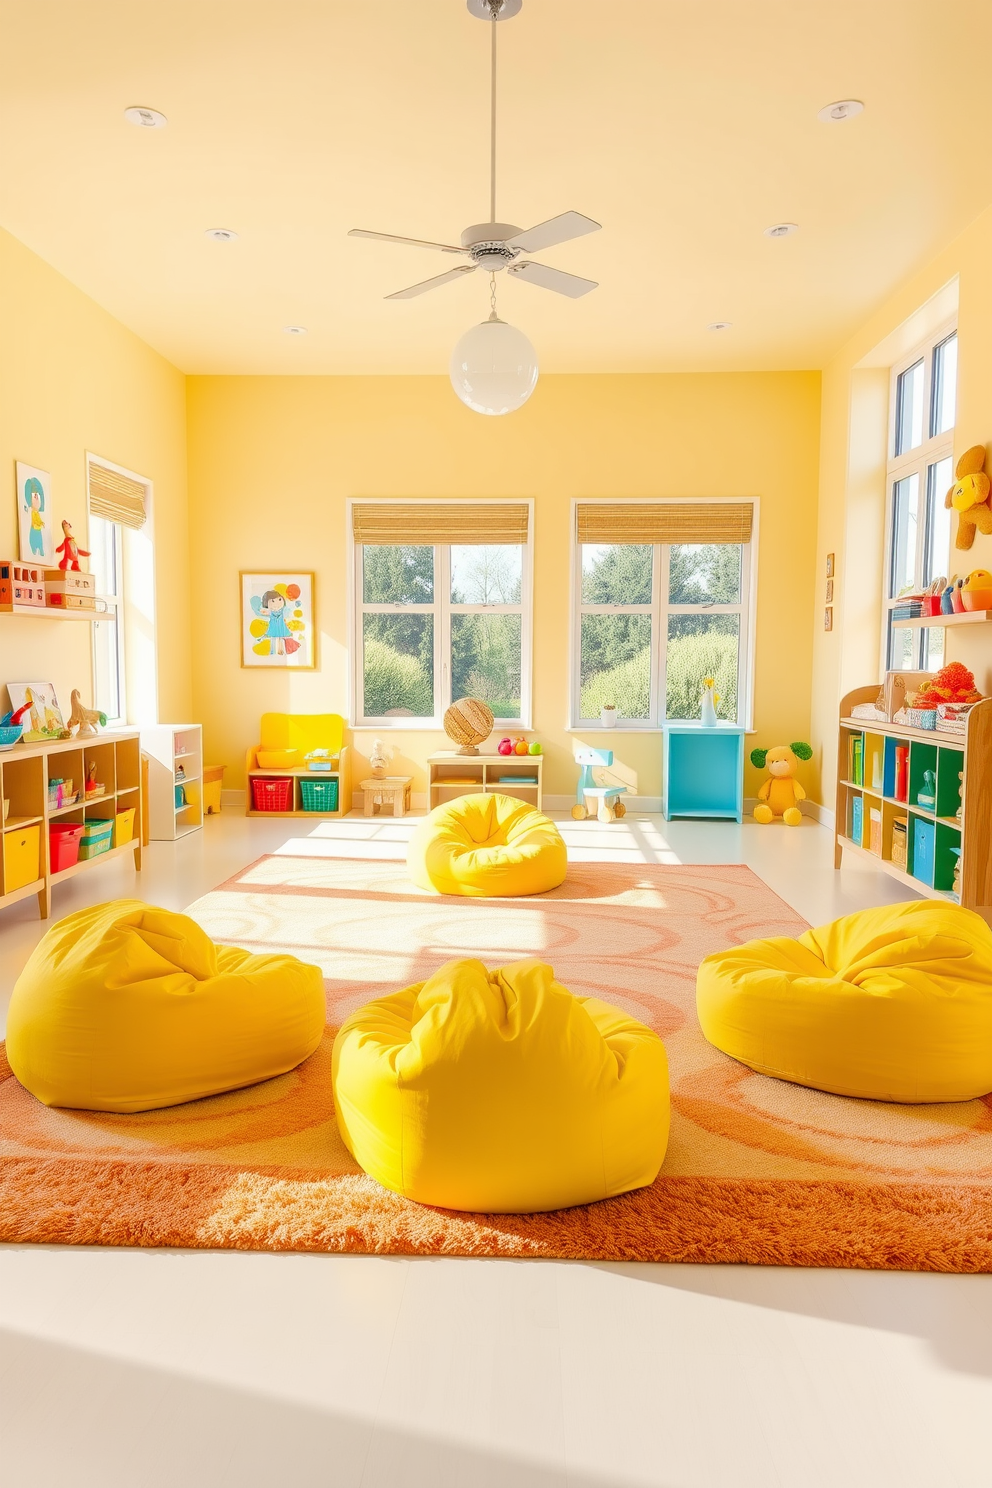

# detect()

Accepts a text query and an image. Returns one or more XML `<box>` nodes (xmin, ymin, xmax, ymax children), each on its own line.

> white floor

<box><xmin>3</xmin><ymin>811</ymin><xmax>991</xmax><ymax>1488</ymax></box>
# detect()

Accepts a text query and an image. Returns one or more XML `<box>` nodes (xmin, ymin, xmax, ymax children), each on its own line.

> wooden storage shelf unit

<box><xmin>428</xmin><ymin>752</ymin><xmax>544</xmax><ymax>811</ymax></box>
<box><xmin>835</xmin><ymin>687</ymin><xmax>992</xmax><ymax>914</ymax></box>
<box><xmin>0</xmin><ymin>730</ymin><xmax>142</xmax><ymax>919</ymax></box>
<box><xmin>245</xmin><ymin>750</ymin><xmax>352</xmax><ymax>818</ymax></box>
<box><xmin>141</xmin><ymin>724</ymin><xmax>204</xmax><ymax>840</ymax></box>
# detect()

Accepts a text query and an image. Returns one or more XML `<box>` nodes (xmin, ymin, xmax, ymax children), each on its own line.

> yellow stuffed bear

<box><xmin>946</xmin><ymin>445</ymin><xmax>992</xmax><ymax>551</ymax></box>
<box><xmin>750</xmin><ymin>742</ymin><xmax>812</xmax><ymax>826</ymax></box>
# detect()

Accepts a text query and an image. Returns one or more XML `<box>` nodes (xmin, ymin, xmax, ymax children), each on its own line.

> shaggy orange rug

<box><xmin>3</xmin><ymin>856</ymin><xmax>992</xmax><ymax>1269</ymax></box>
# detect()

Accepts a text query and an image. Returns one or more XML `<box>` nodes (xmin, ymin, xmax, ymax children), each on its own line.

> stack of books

<box><xmin>936</xmin><ymin>702</ymin><xmax>973</xmax><ymax>737</ymax></box>
<box><xmin>891</xmin><ymin>600</ymin><xmax>924</xmax><ymax>620</ymax></box>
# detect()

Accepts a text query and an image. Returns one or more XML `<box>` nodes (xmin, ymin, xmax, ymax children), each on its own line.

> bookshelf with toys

<box><xmin>836</xmin><ymin>668</ymin><xmax>992</xmax><ymax>915</ymax></box>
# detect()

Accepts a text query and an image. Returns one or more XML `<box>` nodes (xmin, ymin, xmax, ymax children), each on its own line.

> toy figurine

<box><xmin>513</xmin><ymin>737</ymin><xmax>528</xmax><ymax>755</ymax></box>
<box><xmin>497</xmin><ymin>737</ymin><xmax>513</xmax><ymax>756</ymax></box>
<box><xmin>56</xmin><ymin>519</ymin><xmax>90</xmax><ymax>572</ymax></box>
<box><xmin>750</xmin><ymin>742</ymin><xmax>813</xmax><ymax>826</ymax></box>
<box><xmin>68</xmin><ymin>689</ymin><xmax>106</xmax><ymax>739</ymax></box>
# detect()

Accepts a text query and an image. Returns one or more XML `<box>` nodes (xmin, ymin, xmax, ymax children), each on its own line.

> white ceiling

<box><xmin>1</xmin><ymin>0</ymin><xmax>990</xmax><ymax>375</ymax></box>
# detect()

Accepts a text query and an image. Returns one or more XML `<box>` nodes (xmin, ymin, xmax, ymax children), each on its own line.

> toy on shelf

<box><xmin>961</xmin><ymin>569</ymin><xmax>992</xmax><ymax>611</ymax></box>
<box><xmin>443</xmin><ymin>697</ymin><xmax>494</xmax><ymax>757</ymax></box>
<box><xmin>513</xmin><ymin>736</ymin><xmax>529</xmax><ymax>755</ymax></box>
<box><xmin>305</xmin><ymin>748</ymin><xmax>335</xmax><ymax>773</ymax></box>
<box><xmin>67</xmin><ymin>689</ymin><xmax>106</xmax><ymax>739</ymax></box>
<box><xmin>497</xmin><ymin>737</ymin><xmax>513</xmax><ymax>756</ymax></box>
<box><xmin>0</xmin><ymin>701</ymin><xmax>31</xmax><ymax>750</ymax></box>
<box><xmin>917</xmin><ymin>769</ymin><xmax>936</xmax><ymax>810</ymax></box>
<box><xmin>750</xmin><ymin>742</ymin><xmax>813</xmax><ymax>826</ymax></box>
<box><xmin>45</xmin><ymin>568</ymin><xmax>96</xmax><ymax>611</ymax></box>
<box><xmin>55</xmin><ymin>520</ymin><xmax>90</xmax><ymax>572</ymax></box>
<box><xmin>700</xmin><ymin>676</ymin><xmax>720</xmax><ymax>727</ymax></box>
<box><xmin>571</xmin><ymin>748</ymin><xmax>628</xmax><ymax>823</ymax></box>
<box><xmin>907</xmin><ymin>663</ymin><xmax>982</xmax><ymax>732</ymax></box>
<box><xmin>85</xmin><ymin>761</ymin><xmax>106</xmax><ymax>799</ymax></box>
<box><xmin>528</xmin><ymin>741</ymin><xmax>542</xmax><ymax>755</ymax></box>
<box><xmin>0</xmin><ymin>561</ymin><xmax>46</xmax><ymax>610</ymax></box>
<box><xmin>945</xmin><ymin>445</ymin><xmax>992</xmax><ymax>551</ymax></box>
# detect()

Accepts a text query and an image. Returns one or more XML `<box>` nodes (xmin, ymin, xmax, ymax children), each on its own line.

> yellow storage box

<box><xmin>113</xmin><ymin>807</ymin><xmax>136</xmax><ymax>847</ymax></box>
<box><xmin>333</xmin><ymin>956</ymin><xmax>670</xmax><ymax>1212</ymax></box>
<box><xmin>202</xmin><ymin>764</ymin><xmax>226</xmax><ymax>813</ymax></box>
<box><xmin>6</xmin><ymin>899</ymin><xmax>326</xmax><ymax>1112</ymax></box>
<box><xmin>3</xmin><ymin>823</ymin><xmax>41</xmax><ymax>893</ymax></box>
<box><xmin>407</xmin><ymin>792</ymin><xmax>567</xmax><ymax>898</ymax></box>
<box><xmin>697</xmin><ymin>900</ymin><xmax>992</xmax><ymax>1103</ymax></box>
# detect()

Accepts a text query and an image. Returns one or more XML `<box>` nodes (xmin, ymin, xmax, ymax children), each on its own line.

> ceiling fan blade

<box><xmin>506</xmin><ymin>261</ymin><xmax>598</xmax><ymax>298</ymax></box>
<box><xmin>385</xmin><ymin>265</ymin><xmax>478</xmax><ymax>300</ymax></box>
<box><xmin>349</xmin><ymin>228</ymin><xmax>468</xmax><ymax>255</ymax></box>
<box><xmin>505</xmin><ymin>212</ymin><xmax>601</xmax><ymax>253</ymax></box>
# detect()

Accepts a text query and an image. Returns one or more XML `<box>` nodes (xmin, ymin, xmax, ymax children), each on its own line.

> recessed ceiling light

<box><xmin>284</xmin><ymin>325</ymin><xmax>308</xmax><ymax>336</ymax></box>
<box><xmin>708</xmin><ymin>321</ymin><xmax>733</xmax><ymax>331</ymax></box>
<box><xmin>204</xmin><ymin>228</ymin><xmax>239</xmax><ymax>242</ymax></box>
<box><xmin>817</xmin><ymin>99</ymin><xmax>864</xmax><ymax>123</ymax></box>
<box><xmin>764</xmin><ymin>223</ymin><xmax>798</xmax><ymax>238</ymax></box>
<box><xmin>124</xmin><ymin>105</ymin><xmax>167</xmax><ymax>129</ymax></box>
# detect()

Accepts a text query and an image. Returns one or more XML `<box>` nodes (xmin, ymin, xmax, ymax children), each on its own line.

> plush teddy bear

<box><xmin>945</xmin><ymin>445</ymin><xmax>992</xmax><ymax>551</ymax></box>
<box><xmin>750</xmin><ymin>742</ymin><xmax>813</xmax><ymax>826</ymax></box>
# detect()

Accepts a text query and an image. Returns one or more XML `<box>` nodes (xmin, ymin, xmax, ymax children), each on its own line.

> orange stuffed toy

<box><xmin>946</xmin><ymin>445</ymin><xmax>992</xmax><ymax>551</ymax></box>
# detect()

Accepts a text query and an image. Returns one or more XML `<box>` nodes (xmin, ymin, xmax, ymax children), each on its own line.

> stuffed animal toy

<box><xmin>945</xmin><ymin>445</ymin><xmax>992</xmax><ymax>551</ymax></box>
<box><xmin>750</xmin><ymin>742</ymin><xmax>813</xmax><ymax>826</ymax></box>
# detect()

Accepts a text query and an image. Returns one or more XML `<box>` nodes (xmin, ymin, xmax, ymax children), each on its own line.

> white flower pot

<box><xmin>600</xmin><ymin>706</ymin><xmax>617</xmax><ymax>728</ymax></box>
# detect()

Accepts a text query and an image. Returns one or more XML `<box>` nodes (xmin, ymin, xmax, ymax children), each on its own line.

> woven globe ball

<box><xmin>443</xmin><ymin>697</ymin><xmax>494</xmax><ymax>755</ymax></box>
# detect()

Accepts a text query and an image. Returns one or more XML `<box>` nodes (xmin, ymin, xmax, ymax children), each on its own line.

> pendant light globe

<box><xmin>449</xmin><ymin>316</ymin><xmax>538</xmax><ymax>416</ymax></box>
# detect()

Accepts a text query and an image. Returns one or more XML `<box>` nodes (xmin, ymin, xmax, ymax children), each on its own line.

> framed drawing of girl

<box><xmin>240</xmin><ymin>572</ymin><xmax>316</xmax><ymax>669</ymax></box>
<box><xmin>16</xmin><ymin>462</ymin><xmax>55</xmax><ymax>564</ymax></box>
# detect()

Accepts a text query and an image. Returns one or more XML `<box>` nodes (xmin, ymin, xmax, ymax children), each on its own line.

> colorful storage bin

<box><xmin>114</xmin><ymin>808</ymin><xmax>136</xmax><ymax>847</ymax></box>
<box><xmin>78</xmin><ymin>819</ymin><xmax>114</xmax><ymax>861</ymax></box>
<box><xmin>251</xmin><ymin>776</ymin><xmax>294</xmax><ymax>812</ymax></box>
<box><xmin>49</xmin><ymin>822</ymin><xmax>84</xmax><ymax>872</ymax></box>
<box><xmin>4</xmin><ymin>823</ymin><xmax>41</xmax><ymax>892</ymax></box>
<box><xmin>299</xmin><ymin>778</ymin><xmax>339</xmax><ymax>813</ymax></box>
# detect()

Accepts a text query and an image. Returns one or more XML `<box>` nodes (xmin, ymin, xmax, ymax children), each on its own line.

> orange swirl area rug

<box><xmin>3</xmin><ymin>856</ymin><xmax>992</xmax><ymax>1270</ymax></box>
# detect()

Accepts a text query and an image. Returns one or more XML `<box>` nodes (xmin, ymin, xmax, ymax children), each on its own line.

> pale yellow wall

<box><xmin>0</xmin><ymin>227</ymin><xmax>190</xmax><ymax>723</ymax></box>
<box><xmin>186</xmin><ymin>371</ymin><xmax>821</xmax><ymax>803</ymax></box>
<box><xmin>811</xmin><ymin>203</ymin><xmax>992</xmax><ymax>809</ymax></box>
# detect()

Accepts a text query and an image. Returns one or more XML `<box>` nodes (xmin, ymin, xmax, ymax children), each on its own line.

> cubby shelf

<box><xmin>891</xmin><ymin>610</ymin><xmax>992</xmax><ymax>630</ymax></box>
<box><xmin>836</xmin><ymin>689</ymin><xmax>992</xmax><ymax>915</ymax></box>
<box><xmin>0</xmin><ymin>730</ymin><xmax>142</xmax><ymax>919</ymax></box>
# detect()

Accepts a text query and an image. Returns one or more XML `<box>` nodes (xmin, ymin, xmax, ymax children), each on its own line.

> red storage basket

<box><xmin>251</xmin><ymin>776</ymin><xmax>294</xmax><ymax>812</ymax></box>
<box><xmin>49</xmin><ymin>821</ymin><xmax>84</xmax><ymax>872</ymax></box>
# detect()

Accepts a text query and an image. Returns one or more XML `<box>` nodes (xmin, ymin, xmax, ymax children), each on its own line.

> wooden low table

<box><xmin>361</xmin><ymin>775</ymin><xmax>412</xmax><ymax>817</ymax></box>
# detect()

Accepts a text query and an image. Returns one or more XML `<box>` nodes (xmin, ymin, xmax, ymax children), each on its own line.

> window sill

<box><xmin>567</xmin><ymin>724</ymin><xmax>756</xmax><ymax>734</ymax></box>
<box><xmin>352</xmin><ymin>722</ymin><xmax>531</xmax><ymax>733</ymax></box>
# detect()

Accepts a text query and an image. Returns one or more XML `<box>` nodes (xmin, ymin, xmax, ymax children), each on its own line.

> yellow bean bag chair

<box><xmin>407</xmin><ymin>793</ymin><xmax>567</xmax><ymax>897</ymax></box>
<box><xmin>6</xmin><ymin>899</ymin><xmax>326</xmax><ymax>1112</ymax></box>
<box><xmin>696</xmin><ymin>901</ymin><xmax>992</xmax><ymax>1103</ymax></box>
<box><xmin>332</xmin><ymin>957</ymin><xmax>669</xmax><ymax>1212</ymax></box>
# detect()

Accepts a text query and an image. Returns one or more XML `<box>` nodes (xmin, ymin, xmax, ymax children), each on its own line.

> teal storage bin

<box><xmin>661</xmin><ymin>722</ymin><xmax>746</xmax><ymax>822</ymax></box>
<box><xmin>78</xmin><ymin>818</ymin><xmax>114</xmax><ymax>861</ymax></box>
<box><xmin>911</xmin><ymin>816</ymin><xmax>936</xmax><ymax>886</ymax></box>
<box><xmin>300</xmin><ymin>778</ymin><xmax>339</xmax><ymax>813</ymax></box>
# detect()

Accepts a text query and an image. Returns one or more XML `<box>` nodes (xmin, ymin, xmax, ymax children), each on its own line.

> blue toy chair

<box><xmin>573</xmin><ymin>748</ymin><xmax>628</xmax><ymax>822</ymax></box>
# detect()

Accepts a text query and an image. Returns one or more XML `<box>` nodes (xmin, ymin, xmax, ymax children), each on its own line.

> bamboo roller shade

<box><xmin>88</xmin><ymin>463</ymin><xmax>147</xmax><ymax>529</ymax></box>
<box><xmin>576</xmin><ymin>502</ymin><xmax>753</xmax><ymax>546</ymax></box>
<box><xmin>352</xmin><ymin>502</ymin><xmax>529</xmax><ymax>546</ymax></box>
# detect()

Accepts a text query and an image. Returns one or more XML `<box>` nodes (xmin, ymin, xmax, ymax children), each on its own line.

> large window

<box><xmin>353</xmin><ymin>506</ymin><xmax>532</xmax><ymax>726</ymax></box>
<box><xmin>90</xmin><ymin>514</ymin><xmax>126</xmax><ymax>724</ymax></box>
<box><xmin>884</xmin><ymin>328</ymin><xmax>957</xmax><ymax>671</ymax></box>
<box><xmin>572</xmin><ymin>503</ymin><xmax>755</xmax><ymax>727</ymax></box>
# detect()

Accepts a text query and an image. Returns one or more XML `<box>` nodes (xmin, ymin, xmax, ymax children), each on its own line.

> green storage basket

<box><xmin>79</xmin><ymin>818</ymin><xmax>115</xmax><ymax>860</ymax></box>
<box><xmin>299</xmin><ymin>778</ymin><xmax>339</xmax><ymax>813</ymax></box>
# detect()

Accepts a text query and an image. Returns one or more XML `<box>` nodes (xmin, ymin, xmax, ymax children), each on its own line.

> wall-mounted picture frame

<box><xmin>240</xmin><ymin>571</ymin><xmax>316</xmax><ymax>669</ymax></box>
<box><xmin>825</xmin><ymin>578</ymin><xmax>834</xmax><ymax>604</ymax></box>
<box><xmin>825</xmin><ymin>552</ymin><xmax>835</xmax><ymax>579</ymax></box>
<box><xmin>824</xmin><ymin>607</ymin><xmax>833</xmax><ymax>632</ymax></box>
<box><xmin>16</xmin><ymin>462</ymin><xmax>55</xmax><ymax>565</ymax></box>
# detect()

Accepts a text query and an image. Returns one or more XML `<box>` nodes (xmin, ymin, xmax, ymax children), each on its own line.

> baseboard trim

<box><xmin>545</xmin><ymin>793</ymin><xmax>663</xmax><ymax>814</ymax></box>
<box><xmin>221</xmin><ymin>789</ymin><xmax>246</xmax><ymax>809</ymax></box>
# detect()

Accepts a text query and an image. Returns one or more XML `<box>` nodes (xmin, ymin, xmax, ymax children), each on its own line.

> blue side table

<box><xmin>662</xmin><ymin>721</ymin><xmax>746</xmax><ymax>822</ymax></box>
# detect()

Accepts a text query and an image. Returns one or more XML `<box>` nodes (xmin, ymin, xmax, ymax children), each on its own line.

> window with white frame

<box><xmin>352</xmin><ymin>502</ymin><xmax>532</xmax><ymax>727</ymax></box>
<box><xmin>884</xmin><ymin>327</ymin><xmax>957</xmax><ymax>672</ymax></box>
<box><xmin>571</xmin><ymin>502</ymin><xmax>756</xmax><ymax>727</ymax></box>
<box><xmin>89</xmin><ymin>514</ymin><xmax>126</xmax><ymax>724</ymax></box>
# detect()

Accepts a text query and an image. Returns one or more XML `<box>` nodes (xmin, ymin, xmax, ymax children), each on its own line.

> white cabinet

<box><xmin>140</xmin><ymin>724</ymin><xmax>203</xmax><ymax>840</ymax></box>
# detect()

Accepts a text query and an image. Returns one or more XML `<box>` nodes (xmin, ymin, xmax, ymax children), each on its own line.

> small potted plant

<box><xmin>599</xmin><ymin>702</ymin><xmax>617</xmax><ymax>728</ymax></box>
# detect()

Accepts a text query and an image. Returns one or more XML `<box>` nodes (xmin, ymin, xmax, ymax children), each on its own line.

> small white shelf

<box><xmin>141</xmin><ymin>723</ymin><xmax>203</xmax><ymax>840</ymax></box>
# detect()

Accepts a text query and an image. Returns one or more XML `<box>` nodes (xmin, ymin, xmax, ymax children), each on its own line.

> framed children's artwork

<box><xmin>824</xmin><ymin>607</ymin><xmax>834</xmax><ymax>632</ymax></box>
<box><xmin>825</xmin><ymin>552</ymin><xmax>835</xmax><ymax>579</ymax></box>
<box><xmin>5</xmin><ymin>681</ymin><xmax>68</xmax><ymax>741</ymax></box>
<box><xmin>16</xmin><ymin>462</ymin><xmax>55</xmax><ymax>565</ymax></box>
<box><xmin>825</xmin><ymin>578</ymin><xmax>834</xmax><ymax>604</ymax></box>
<box><xmin>240</xmin><ymin>572</ymin><xmax>316</xmax><ymax>668</ymax></box>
